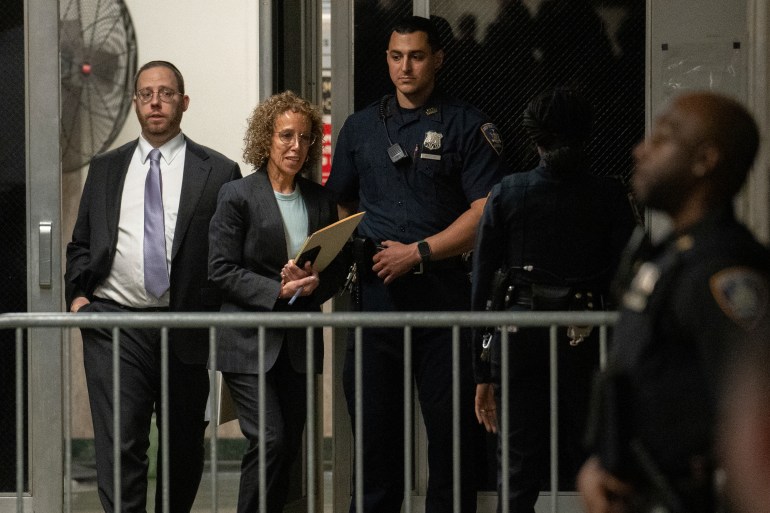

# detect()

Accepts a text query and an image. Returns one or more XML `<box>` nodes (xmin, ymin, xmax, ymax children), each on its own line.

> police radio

<box><xmin>379</xmin><ymin>95</ymin><xmax>409</xmax><ymax>164</ymax></box>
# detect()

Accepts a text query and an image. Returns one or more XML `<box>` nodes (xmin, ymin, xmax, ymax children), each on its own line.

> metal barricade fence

<box><xmin>0</xmin><ymin>310</ymin><xmax>617</xmax><ymax>513</ymax></box>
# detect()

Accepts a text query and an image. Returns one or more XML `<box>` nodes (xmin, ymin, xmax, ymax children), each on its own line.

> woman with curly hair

<box><xmin>208</xmin><ymin>90</ymin><xmax>347</xmax><ymax>513</ymax></box>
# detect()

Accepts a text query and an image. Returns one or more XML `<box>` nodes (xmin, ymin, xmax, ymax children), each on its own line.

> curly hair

<box><xmin>242</xmin><ymin>90</ymin><xmax>324</xmax><ymax>173</ymax></box>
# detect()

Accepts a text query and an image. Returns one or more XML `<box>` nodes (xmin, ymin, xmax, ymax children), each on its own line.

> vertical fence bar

<box><xmin>258</xmin><ymin>325</ymin><xmax>267</xmax><ymax>513</ymax></box>
<box><xmin>549</xmin><ymin>325</ymin><xmax>559</xmax><ymax>513</ymax></box>
<box><xmin>599</xmin><ymin>324</ymin><xmax>608</xmax><ymax>370</ymax></box>
<box><xmin>209</xmin><ymin>326</ymin><xmax>219</xmax><ymax>513</ymax></box>
<box><xmin>354</xmin><ymin>325</ymin><xmax>363</xmax><ymax>513</ymax></box>
<box><xmin>63</xmin><ymin>329</ymin><xmax>73</xmax><ymax>513</ymax></box>
<box><xmin>306</xmin><ymin>326</ymin><xmax>316</xmax><ymax>513</ymax></box>
<box><xmin>112</xmin><ymin>327</ymin><xmax>122</xmax><ymax>513</ymax></box>
<box><xmin>16</xmin><ymin>328</ymin><xmax>23</xmax><ymax>513</ymax></box>
<box><xmin>452</xmin><ymin>325</ymin><xmax>461</xmax><ymax>513</ymax></box>
<box><xmin>160</xmin><ymin>326</ymin><xmax>170</xmax><ymax>513</ymax></box>
<box><xmin>501</xmin><ymin>327</ymin><xmax>510</xmax><ymax>513</ymax></box>
<box><xmin>403</xmin><ymin>326</ymin><xmax>412</xmax><ymax>513</ymax></box>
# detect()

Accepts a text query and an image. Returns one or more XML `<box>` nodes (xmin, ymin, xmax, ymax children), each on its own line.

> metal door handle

<box><xmin>39</xmin><ymin>221</ymin><xmax>52</xmax><ymax>287</ymax></box>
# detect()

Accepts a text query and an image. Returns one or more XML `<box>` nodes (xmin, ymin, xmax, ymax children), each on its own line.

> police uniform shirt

<box><xmin>327</xmin><ymin>93</ymin><xmax>507</xmax><ymax>243</ymax></box>
<box><xmin>471</xmin><ymin>164</ymin><xmax>635</xmax><ymax>382</ymax></box>
<box><xmin>596</xmin><ymin>206</ymin><xmax>770</xmax><ymax>506</ymax></box>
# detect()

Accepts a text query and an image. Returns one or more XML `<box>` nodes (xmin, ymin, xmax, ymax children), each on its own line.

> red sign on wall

<box><xmin>321</xmin><ymin>116</ymin><xmax>332</xmax><ymax>185</ymax></box>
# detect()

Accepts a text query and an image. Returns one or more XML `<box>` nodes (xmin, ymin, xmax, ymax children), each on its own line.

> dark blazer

<box><xmin>65</xmin><ymin>136</ymin><xmax>242</xmax><ymax>364</ymax></box>
<box><xmin>208</xmin><ymin>168</ymin><xmax>348</xmax><ymax>375</ymax></box>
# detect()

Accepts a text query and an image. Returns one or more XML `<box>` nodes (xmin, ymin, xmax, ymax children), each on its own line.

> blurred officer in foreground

<box><xmin>718</xmin><ymin>321</ymin><xmax>770</xmax><ymax>513</ymax></box>
<box><xmin>578</xmin><ymin>91</ymin><xmax>770</xmax><ymax>513</ymax></box>
<box><xmin>326</xmin><ymin>15</ymin><xmax>508</xmax><ymax>513</ymax></box>
<box><xmin>472</xmin><ymin>88</ymin><xmax>635</xmax><ymax>513</ymax></box>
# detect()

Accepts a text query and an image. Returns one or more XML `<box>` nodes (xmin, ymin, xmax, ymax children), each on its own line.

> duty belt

<box><xmin>507</xmin><ymin>284</ymin><xmax>604</xmax><ymax>311</ymax></box>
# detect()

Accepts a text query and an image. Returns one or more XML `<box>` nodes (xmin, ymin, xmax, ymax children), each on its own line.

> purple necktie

<box><xmin>144</xmin><ymin>148</ymin><xmax>170</xmax><ymax>298</ymax></box>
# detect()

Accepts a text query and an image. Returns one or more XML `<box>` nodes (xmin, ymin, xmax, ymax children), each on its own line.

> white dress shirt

<box><xmin>94</xmin><ymin>132</ymin><xmax>186</xmax><ymax>308</ymax></box>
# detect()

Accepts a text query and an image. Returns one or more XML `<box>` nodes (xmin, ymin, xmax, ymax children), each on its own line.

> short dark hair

<box><xmin>522</xmin><ymin>88</ymin><xmax>594</xmax><ymax>150</ymax></box>
<box><xmin>134</xmin><ymin>60</ymin><xmax>185</xmax><ymax>94</ymax></box>
<box><xmin>392</xmin><ymin>16</ymin><xmax>443</xmax><ymax>52</ymax></box>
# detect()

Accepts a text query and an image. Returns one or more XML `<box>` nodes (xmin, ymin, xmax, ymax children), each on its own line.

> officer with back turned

<box><xmin>326</xmin><ymin>15</ymin><xmax>508</xmax><ymax>513</ymax></box>
<box><xmin>577</xmin><ymin>91</ymin><xmax>770</xmax><ymax>513</ymax></box>
<box><xmin>472</xmin><ymin>88</ymin><xmax>636</xmax><ymax>513</ymax></box>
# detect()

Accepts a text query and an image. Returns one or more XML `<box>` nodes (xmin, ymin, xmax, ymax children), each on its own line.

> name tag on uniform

<box><xmin>420</xmin><ymin>153</ymin><xmax>441</xmax><ymax>160</ymax></box>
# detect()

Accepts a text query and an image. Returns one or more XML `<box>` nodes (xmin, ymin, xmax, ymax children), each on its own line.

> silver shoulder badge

<box><xmin>622</xmin><ymin>262</ymin><xmax>661</xmax><ymax>312</ymax></box>
<box><xmin>710</xmin><ymin>267</ymin><xmax>770</xmax><ymax>329</ymax></box>
<box><xmin>480</xmin><ymin>123</ymin><xmax>503</xmax><ymax>156</ymax></box>
<box><xmin>423</xmin><ymin>131</ymin><xmax>443</xmax><ymax>151</ymax></box>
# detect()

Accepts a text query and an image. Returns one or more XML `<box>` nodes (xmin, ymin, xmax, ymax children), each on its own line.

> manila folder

<box><xmin>294</xmin><ymin>211</ymin><xmax>365</xmax><ymax>271</ymax></box>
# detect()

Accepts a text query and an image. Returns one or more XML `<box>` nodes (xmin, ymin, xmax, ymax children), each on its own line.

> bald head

<box><xmin>632</xmin><ymin>92</ymin><xmax>759</xmax><ymax>224</ymax></box>
<box><xmin>671</xmin><ymin>92</ymin><xmax>759</xmax><ymax>198</ymax></box>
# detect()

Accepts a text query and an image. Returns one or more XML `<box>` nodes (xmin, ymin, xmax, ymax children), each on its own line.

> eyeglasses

<box><xmin>275</xmin><ymin>130</ymin><xmax>317</xmax><ymax>147</ymax></box>
<box><xmin>135</xmin><ymin>87</ymin><xmax>182</xmax><ymax>104</ymax></box>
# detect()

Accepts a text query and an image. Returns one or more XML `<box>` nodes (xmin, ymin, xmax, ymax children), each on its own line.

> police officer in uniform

<box><xmin>577</xmin><ymin>91</ymin><xmax>770</xmax><ymax>513</ymax></box>
<box><xmin>472</xmin><ymin>88</ymin><xmax>636</xmax><ymax>513</ymax></box>
<box><xmin>326</xmin><ymin>15</ymin><xmax>508</xmax><ymax>513</ymax></box>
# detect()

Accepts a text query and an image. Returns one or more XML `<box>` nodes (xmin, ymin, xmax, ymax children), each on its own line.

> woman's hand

<box><xmin>475</xmin><ymin>383</ymin><xmax>498</xmax><ymax>433</ymax></box>
<box><xmin>278</xmin><ymin>259</ymin><xmax>319</xmax><ymax>299</ymax></box>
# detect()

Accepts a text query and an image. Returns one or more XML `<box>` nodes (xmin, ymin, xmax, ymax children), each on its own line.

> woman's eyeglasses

<box><xmin>275</xmin><ymin>130</ymin><xmax>317</xmax><ymax>147</ymax></box>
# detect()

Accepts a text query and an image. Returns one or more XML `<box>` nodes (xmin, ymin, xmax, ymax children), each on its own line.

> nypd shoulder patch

<box><xmin>480</xmin><ymin>123</ymin><xmax>503</xmax><ymax>156</ymax></box>
<box><xmin>709</xmin><ymin>267</ymin><xmax>770</xmax><ymax>329</ymax></box>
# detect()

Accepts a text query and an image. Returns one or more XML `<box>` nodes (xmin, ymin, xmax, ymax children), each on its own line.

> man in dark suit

<box><xmin>65</xmin><ymin>60</ymin><xmax>241</xmax><ymax>513</ymax></box>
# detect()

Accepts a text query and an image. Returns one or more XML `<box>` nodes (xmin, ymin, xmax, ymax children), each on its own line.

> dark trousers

<box><xmin>223</xmin><ymin>345</ymin><xmax>307</xmax><ymax>513</ymax></box>
<box><xmin>343</xmin><ymin>272</ymin><xmax>479</xmax><ymax>513</ymax></box>
<box><xmin>492</xmin><ymin>328</ymin><xmax>598</xmax><ymax>513</ymax></box>
<box><xmin>80</xmin><ymin>299</ymin><xmax>209</xmax><ymax>513</ymax></box>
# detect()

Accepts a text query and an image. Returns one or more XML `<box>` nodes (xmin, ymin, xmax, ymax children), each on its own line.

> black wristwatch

<box><xmin>417</xmin><ymin>240</ymin><xmax>432</xmax><ymax>263</ymax></box>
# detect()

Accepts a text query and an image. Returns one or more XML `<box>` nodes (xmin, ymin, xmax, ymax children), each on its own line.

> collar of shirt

<box><xmin>138</xmin><ymin>132</ymin><xmax>186</xmax><ymax>166</ymax></box>
<box><xmin>389</xmin><ymin>95</ymin><xmax>444</xmax><ymax>127</ymax></box>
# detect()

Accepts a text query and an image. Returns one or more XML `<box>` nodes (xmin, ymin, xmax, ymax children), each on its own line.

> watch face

<box><xmin>418</xmin><ymin>241</ymin><xmax>431</xmax><ymax>261</ymax></box>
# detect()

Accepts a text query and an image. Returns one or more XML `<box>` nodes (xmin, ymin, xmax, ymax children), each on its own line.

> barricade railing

<box><xmin>0</xmin><ymin>310</ymin><xmax>618</xmax><ymax>513</ymax></box>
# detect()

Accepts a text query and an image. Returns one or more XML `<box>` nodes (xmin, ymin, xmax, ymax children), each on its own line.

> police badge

<box><xmin>421</xmin><ymin>131</ymin><xmax>443</xmax><ymax>160</ymax></box>
<box><xmin>423</xmin><ymin>131</ymin><xmax>443</xmax><ymax>150</ymax></box>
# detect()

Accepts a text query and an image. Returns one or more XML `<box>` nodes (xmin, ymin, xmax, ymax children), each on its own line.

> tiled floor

<box><xmin>68</xmin><ymin>468</ymin><xmax>332</xmax><ymax>513</ymax></box>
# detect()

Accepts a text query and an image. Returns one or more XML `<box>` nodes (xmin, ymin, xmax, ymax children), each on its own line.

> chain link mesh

<box><xmin>353</xmin><ymin>0</ymin><xmax>644</xmax><ymax>183</ymax></box>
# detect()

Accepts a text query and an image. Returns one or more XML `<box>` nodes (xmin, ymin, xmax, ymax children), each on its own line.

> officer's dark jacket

<box><xmin>592</xmin><ymin>206</ymin><xmax>770</xmax><ymax>513</ymax></box>
<box><xmin>471</xmin><ymin>163</ymin><xmax>635</xmax><ymax>381</ymax></box>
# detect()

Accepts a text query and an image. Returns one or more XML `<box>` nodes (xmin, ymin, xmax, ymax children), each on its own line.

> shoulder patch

<box><xmin>710</xmin><ymin>267</ymin><xmax>770</xmax><ymax>329</ymax></box>
<box><xmin>480</xmin><ymin>123</ymin><xmax>503</xmax><ymax>156</ymax></box>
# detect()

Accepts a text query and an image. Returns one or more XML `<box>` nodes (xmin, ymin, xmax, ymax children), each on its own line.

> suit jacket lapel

<box><xmin>254</xmin><ymin>169</ymin><xmax>290</xmax><ymax>262</ymax></box>
<box><xmin>105</xmin><ymin>140</ymin><xmax>138</xmax><ymax>243</ymax></box>
<box><xmin>172</xmin><ymin>137</ymin><xmax>210</xmax><ymax>260</ymax></box>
